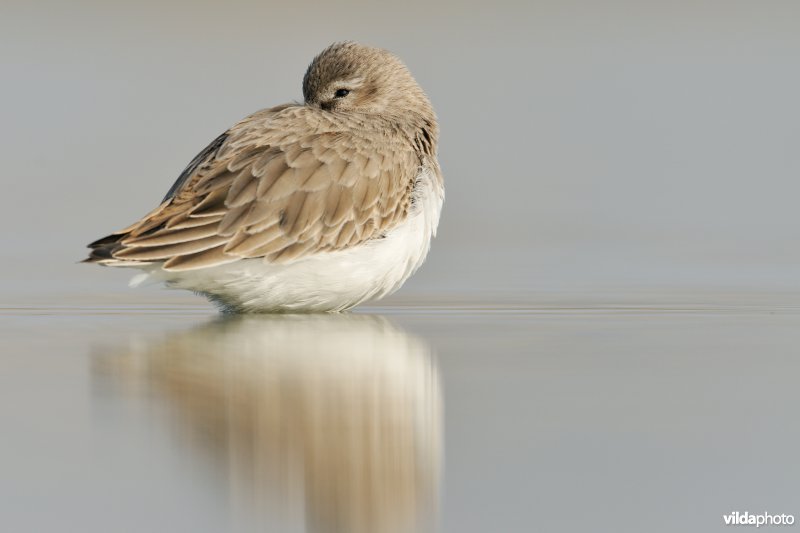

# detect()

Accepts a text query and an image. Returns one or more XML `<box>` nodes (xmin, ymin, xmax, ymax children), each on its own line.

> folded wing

<box><xmin>86</xmin><ymin>105</ymin><xmax>417</xmax><ymax>271</ymax></box>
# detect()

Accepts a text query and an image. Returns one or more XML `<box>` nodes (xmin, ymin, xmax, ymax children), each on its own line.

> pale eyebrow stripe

<box><xmin>336</xmin><ymin>77</ymin><xmax>365</xmax><ymax>87</ymax></box>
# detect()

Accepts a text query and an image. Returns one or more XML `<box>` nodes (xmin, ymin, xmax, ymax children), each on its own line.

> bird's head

<box><xmin>302</xmin><ymin>42</ymin><xmax>435</xmax><ymax>128</ymax></box>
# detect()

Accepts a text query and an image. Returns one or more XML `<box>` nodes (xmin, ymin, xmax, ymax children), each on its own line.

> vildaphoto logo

<box><xmin>723</xmin><ymin>511</ymin><xmax>795</xmax><ymax>527</ymax></box>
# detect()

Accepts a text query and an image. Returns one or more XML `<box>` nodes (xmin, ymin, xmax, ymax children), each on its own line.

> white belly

<box><xmin>143</xmin><ymin>168</ymin><xmax>443</xmax><ymax>312</ymax></box>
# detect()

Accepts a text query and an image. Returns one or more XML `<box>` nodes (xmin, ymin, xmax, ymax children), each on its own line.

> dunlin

<box><xmin>85</xmin><ymin>42</ymin><xmax>443</xmax><ymax>312</ymax></box>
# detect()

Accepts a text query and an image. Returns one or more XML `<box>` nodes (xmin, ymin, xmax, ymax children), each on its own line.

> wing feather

<box><xmin>162</xmin><ymin>246</ymin><xmax>239</xmax><ymax>271</ymax></box>
<box><xmin>86</xmin><ymin>104</ymin><xmax>418</xmax><ymax>268</ymax></box>
<box><xmin>114</xmin><ymin>234</ymin><xmax>229</xmax><ymax>260</ymax></box>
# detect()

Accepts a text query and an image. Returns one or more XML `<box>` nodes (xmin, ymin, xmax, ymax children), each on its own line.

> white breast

<box><xmin>146</xmin><ymin>167</ymin><xmax>444</xmax><ymax>312</ymax></box>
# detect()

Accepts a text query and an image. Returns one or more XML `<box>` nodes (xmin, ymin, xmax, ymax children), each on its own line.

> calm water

<box><xmin>1</xmin><ymin>291</ymin><xmax>799</xmax><ymax>533</ymax></box>
<box><xmin>5</xmin><ymin>0</ymin><xmax>800</xmax><ymax>530</ymax></box>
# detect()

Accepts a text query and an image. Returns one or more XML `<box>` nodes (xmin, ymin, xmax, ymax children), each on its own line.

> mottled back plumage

<box><xmin>86</xmin><ymin>42</ymin><xmax>440</xmax><ymax>273</ymax></box>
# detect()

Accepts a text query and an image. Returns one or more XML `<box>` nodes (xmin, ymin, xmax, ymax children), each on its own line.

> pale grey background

<box><xmin>2</xmin><ymin>3</ymin><xmax>799</xmax><ymax>533</ymax></box>
<box><xmin>2</xmin><ymin>0</ymin><xmax>799</xmax><ymax>300</ymax></box>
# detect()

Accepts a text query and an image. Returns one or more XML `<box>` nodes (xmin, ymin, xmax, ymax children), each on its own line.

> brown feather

<box><xmin>188</xmin><ymin>189</ymin><xmax>228</xmax><ymax>217</ymax></box>
<box><xmin>226</xmin><ymin>169</ymin><xmax>258</xmax><ymax>208</ymax></box>
<box><xmin>224</xmin><ymin>224</ymin><xmax>284</xmax><ymax>255</ymax></box>
<box><xmin>335</xmin><ymin>220</ymin><xmax>357</xmax><ymax>248</ymax></box>
<box><xmin>288</xmin><ymin>192</ymin><xmax>325</xmax><ymax>239</ymax></box>
<box><xmin>114</xmin><ymin>235</ymin><xmax>229</xmax><ymax>260</ymax></box>
<box><xmin>89</xmin><ymin>99</ymin><xmax>424</xmax><ymax>267</ymax></box>
<box><xmin>218</xmin><ymin>204</ymin><xmax>251</xmax><ymax>236</ymax></box>
<box><xmin>255</xmin><ymin>156</ymin><xmax>288</xmax><ymax>198</ymax></box>
<box><xmin>325</xmin><ymin>186</ymin><xmax>353</xmax><ymax>227</ymax></box>
<box><xmin>248</xmin><ymin>235</ymin><xmax>295</xmax><ymax>257</ymax></box>
<box><xmin>121</xmin><ymin>224</ymin><xmax>219</xmax><ymax>247</ymax></box>
<box><xmin>263</xmin><ymin>166</ymin><xmax>300</xmax><ymax>199</ymax></box>
<box><xmin>166</xmin><ymin>214</ymin><xmax>224</xmax><ymax>230</ymax></box>
<box><xmin>162</xmin><ymin>246</ymin><xmax>239</xmax><ymax>271</ymax></box>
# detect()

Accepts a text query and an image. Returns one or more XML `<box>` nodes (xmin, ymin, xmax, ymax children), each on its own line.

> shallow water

<box><xmin>1</xmin><ymin>292</ymin><xmax>799</xmax><ymax>533</ymax></box>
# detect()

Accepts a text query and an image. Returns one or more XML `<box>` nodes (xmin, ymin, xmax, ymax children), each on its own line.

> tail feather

<box><xmin>84</xmin><ymin>233</ymin><xmax>124</xmax><ymax>264</ymax></box>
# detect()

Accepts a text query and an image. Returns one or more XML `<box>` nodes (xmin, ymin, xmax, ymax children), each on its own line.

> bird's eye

<box><xmin>334</xmin><ymin>88</ymin><xmax>350</xmax><ymax>98</ymax></box>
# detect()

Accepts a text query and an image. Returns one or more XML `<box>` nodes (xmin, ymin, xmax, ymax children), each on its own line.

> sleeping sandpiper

<box><xmin>85</xmin><ymin>42</ymin><xmax>443</xmax><ymax>312</ymax></box>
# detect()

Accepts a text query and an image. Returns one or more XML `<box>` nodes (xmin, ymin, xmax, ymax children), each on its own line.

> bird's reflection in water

<box><xmin>95</xmin><ymin>314</ymin><xmax>441</xmax><ymax>533</ymax></box>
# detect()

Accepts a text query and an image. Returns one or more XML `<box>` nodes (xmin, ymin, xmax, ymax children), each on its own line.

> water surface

<box><xmin>1</xmin><ymin>292</ymin><xmax>799</xmax><ymax>532</ymax></box>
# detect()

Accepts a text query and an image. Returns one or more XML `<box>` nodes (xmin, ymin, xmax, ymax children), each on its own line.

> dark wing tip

<box><xmin>88</xmin><ymin>233</ymin><xmax>123</xmax><ymax>249</ymax></box>
<box><xmin>84</xmin><ymin>233</ymin><xmax>124</xmax><ymax>263</ymax></box>
<box><xmin>162</xmin><ymin>131</ymin><xmax>229</xmax><ymax>202</ymax></box>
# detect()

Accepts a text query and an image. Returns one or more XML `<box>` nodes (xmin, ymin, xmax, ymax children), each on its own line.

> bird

<box><xmin>84</xmin><ymin>42</ymin><xmax>443</xmax><ymax>313</ymax></box>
